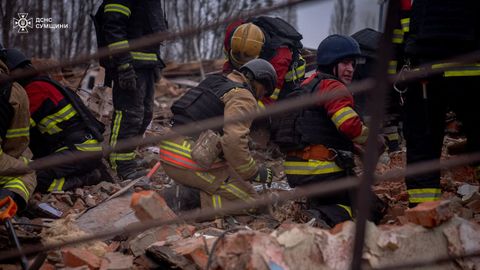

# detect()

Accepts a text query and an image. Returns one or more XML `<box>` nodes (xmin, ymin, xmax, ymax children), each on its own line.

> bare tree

<box><xmin>0</xmin><ymin>0</ymin><xmax>297</xmax><ymax>63</ymax></box>
<box><xmin>329</xmin><ymin>0</ymin><xmax>355</xmax><ymax>35</ymax></box>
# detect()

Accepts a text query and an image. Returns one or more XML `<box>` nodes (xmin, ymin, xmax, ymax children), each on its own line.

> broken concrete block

<box><xmin>128</xmin><ymin>223</ymin><xmax>195</xmax><ymax>257</ymax></box>
<box><xmin>99</xmin><ymin>252</ymin><xmax>133</xmax><ymax>270</ymax></box>
<box><xmin>405</xmin><ymin>200</ymin><xmax>452</xmax><ymax>228</ymax></box>
<box><xmin>457</xmin><ymin>184</ymin><xmax>479</xmax><ymax>201</ymax></box>
<box><xmin>376</xmin><ymin>232</ymin><xmax>399</xmax><ymax>250</ymax></box>
<box><xmin>130</xmin><ymin>190</ymin><xmax>177</xmax><ymax>221</ymax></box>
<box><xmin>213</xmin><ymin>231</ymin><xmax>289</xmax><ymax>270</ymax></box>
<box><xmin>169</xmin><ymin>236</ymin><xmax>216</xmax><ymax>269</ymax></box>
<box><xmin>61</xmin><ymin>247</ymin><xmax>101</xmax><ymax>270</ymax></box>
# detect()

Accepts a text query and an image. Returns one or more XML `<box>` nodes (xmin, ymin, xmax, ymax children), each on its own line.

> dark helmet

<box><xmin>239</xmin><ymin>58</ymin><xmax>277</xmax><ymax>96</ymax></box>
<box><xmin>316</xmin><ymin>34</ymin><xmax>362</xmax><ymax>66</ymax></box>
<box><xmin>4</xmin><ymin>48</ymin><xmax>31</xmax><ymax>71</ymax></box>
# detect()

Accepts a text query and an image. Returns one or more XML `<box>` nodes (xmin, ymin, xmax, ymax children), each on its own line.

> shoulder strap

<box><xmin>199</xmin><ymin>74</ymin><xmax>252</xmax><ymax>98</ymax></box>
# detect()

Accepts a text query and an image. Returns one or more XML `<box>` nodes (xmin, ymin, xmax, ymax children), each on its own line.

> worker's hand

<box><xmin>117</xmin><ymin>63</ymin><xmax>137</xmax><ymax>90</ymax></box>
<box><xmin>252</xmin><ymin>165</ymin><xmax>273</xmax><ymax>187</ymax></box>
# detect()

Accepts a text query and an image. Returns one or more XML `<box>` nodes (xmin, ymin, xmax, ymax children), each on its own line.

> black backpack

<box><xmin>34</xmin><ymin>76</ymin><xmax>105</xmax><ymax>142</ymax></box>
<box><xmin>250</xmin><ymin>16</ymin><xmax>303</xmax><ymax>63</ymax></box>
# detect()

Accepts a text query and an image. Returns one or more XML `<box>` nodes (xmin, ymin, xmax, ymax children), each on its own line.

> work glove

<box><xmin>252</xmin><ymin>165</ymin><xmax>273</xmax><ymax>187</ymax></box>
<box><xmin>353</xmin><ymin>135</ymin><xmax>387</xmax><ymax>158</ymax></box>
<box><xmin>117</xmin><ymin>63</ymin><xmax>137</xmax><ymax>90</ymax></box>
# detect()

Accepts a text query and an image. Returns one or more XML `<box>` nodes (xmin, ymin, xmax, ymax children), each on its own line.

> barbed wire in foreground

<box><xmin>1</xmin><ymin>150</ymin><xmax>479</xmax><ymax>264</ymax></box>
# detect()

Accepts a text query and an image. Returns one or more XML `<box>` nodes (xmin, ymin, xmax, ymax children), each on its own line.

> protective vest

<box><xmin>0</xmin><ymin>82</ymin><xmax>13</xmax><ymax>140</ymax></box>
<box><xmin>405</xmin><ymin>0</ymin><xmax>480</xmax><ymax>59</ymax></box>
<box><xmin>249</xmin><ymin>16</ymin><xmax>306</xmax><ymax>99</ymax></box>
<box><xmin>28</xmin><ymin>77</ymin><xmax>104</xmax><ymax>157</ymax></box>
<box><xmin>171</xmin><ymin>74</ymin><xmax>251</xmax><ymax>134</ymax></box>
<box><xmin>271</xmin><ymin>73</ymin><xmax>353</xmax><ymax>152</ymax></box>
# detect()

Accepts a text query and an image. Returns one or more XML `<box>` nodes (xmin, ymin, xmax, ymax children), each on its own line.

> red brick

<box><xmin>171</xmin><ymin>237</ymin><xmax>215</xmax><ymax>269</ymax></box>
<box><xmin>61</xmin><ymin>247</ymin><xmax>101</xmax><ymax>270</ymax></box>
<box><xmin>130</xmin><ymin>191</ymin><xmax>177</xmax><ymax>221</ymax></box>
<box><xmin>39</xmin><ymin>262</ymin><xmax>55</xmax><ymax>270</ymax></box>
<box><xmin>405</xmin><ymin>200</ymin><xmax>452</xmax><ymax>228</ymax></box>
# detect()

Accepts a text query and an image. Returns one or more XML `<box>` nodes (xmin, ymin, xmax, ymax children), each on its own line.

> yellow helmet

<box><xmin>229</xmin><ymin>23</ymin><xmax>265</xmax><ymax>68</ymax></box>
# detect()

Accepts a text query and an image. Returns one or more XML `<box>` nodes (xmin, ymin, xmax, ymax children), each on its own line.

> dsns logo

<box><xmin>13</xmin><ymin>13</ymin><xmax>33</xmax><ymax>33</ymax></box>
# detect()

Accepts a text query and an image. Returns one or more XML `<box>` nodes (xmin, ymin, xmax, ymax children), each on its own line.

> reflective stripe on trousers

<box><xmin>284</xmin><ymin>159</ymin><xmax>343</xmax><ymax>175</ymax></box>
<box><xmin>48</xmin><ymin>177</ymin><xmax>65</xmax><ymax>192</ymax></box>
<box><xmin>407</xmin><ymin>188</ymin><xmax>441</xmax><ymax>203</ymax></box>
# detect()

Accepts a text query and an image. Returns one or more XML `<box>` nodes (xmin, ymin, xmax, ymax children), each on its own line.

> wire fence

<box><xmin>1</xmin><ymin>0</ymin><xmax>480</xmax><ymax>268</ymax></box>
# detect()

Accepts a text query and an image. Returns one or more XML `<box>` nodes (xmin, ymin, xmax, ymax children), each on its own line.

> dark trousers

<box><xmin>404</xmin><ymin>75</ymin><xmax>480</xmax><ymax>195</ymax></box>
<box><xmin>285</xmin><ymin>157</ymin><xmax>353</xmax><ymax>226</ymax></box>
<box><xmin>109</xmin><ymin>68</ymin><xmax>155</xmax><ymax>173</ymax></box>
<box><xmin>36</xmin><ymin>148</ymin><xmax>101</xmax><ymax>192</ymax></box>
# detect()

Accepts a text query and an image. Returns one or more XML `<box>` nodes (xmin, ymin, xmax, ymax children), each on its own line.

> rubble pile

<box><xmin>1</xmin><ymin>63</ymin><xmax>479</xmax><ymax>270</ymax></box>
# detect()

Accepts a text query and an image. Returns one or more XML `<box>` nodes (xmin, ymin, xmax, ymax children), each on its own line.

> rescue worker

<box><xmin>0</xmin><ymin>45</ymin><xmax>36</xmax><ymax>212</ymax></box>
<box><xmin>159</xmin><ymin>59</ymin><xmax>277</xmax><ymax>216</ymax></box>
<box><xmin>223</xmin><ymin>16</ymin><xmax>306</xmax><ymax>104</ymax></box>
<box><xmin>273</xmin><ymin>35</ymin><xmax>374</xmax><ymax>227</ymax></box>
<box><xmin>351</xmin><ymin>28</ymin><xmax>403</xmax><ymax>153</ymax></box>
<box><xmin>94</xmin><ymin>0</ymin><xmax>168</xmax><ymax>179</ymax></box>
<box><xmin>4</xmin><ymin>48</ymin><xmax>108</xmax><ymax>193</ymax></box>
<box><xmin>403</xmin><ymin>0</ymin><xmax>480</xmax><ymax>206</ymax></box>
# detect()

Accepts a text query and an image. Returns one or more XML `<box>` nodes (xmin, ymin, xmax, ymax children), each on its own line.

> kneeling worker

<box><xmin>0</xmin><ymin>45</ymin><xmax>36</xmax><ymax>212</ymax></box>
<box><xmin>159</xmin><ymin>59</ymin><xmax>277</xmax><ymax>215</ymax></box>
<box><xmin>5</xmin><ymin>48</ymin><xmax>109</xmax><ymax>193</ymax></box>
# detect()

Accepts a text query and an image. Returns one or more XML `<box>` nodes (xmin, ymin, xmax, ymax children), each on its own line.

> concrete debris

<box><xmin>61</xmin><ymin>247</ymin><xmax>102</xmax><ymax>270</ymax></box>
<box><xmin>75</xmin><ymin>194</ymin><xmax>139</xmax><ymax>234</ymax></box>
<box><xmin>9</xmin><ymin>62</ymin><xmax>479</xmax><ymax>270</ymax></box>
<box><xmin>99</xmin><ymin>252</ymin><xmax>134</xmax><ymax>270</ymax></box>
<box><xmin>457</xmin><ymin>184</ymin><xmax>480</xmax><ymax>201</ymax></box>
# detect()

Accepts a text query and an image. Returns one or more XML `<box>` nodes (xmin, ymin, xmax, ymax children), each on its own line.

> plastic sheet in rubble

<box><xmin>253</xmin><ymin>181</ymin><xmax>293</xmax><ymax>192</ymax></box>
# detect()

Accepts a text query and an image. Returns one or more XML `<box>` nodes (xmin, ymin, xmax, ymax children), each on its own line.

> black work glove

<box><xmin>252</xmin><ymin>166</ymin><xmax>273</xmax><ymax>187</ymax></box>
<box><xmin>117</xmin><ymin>63</ymin><xmax>137</xmax><ymax>90</ymax></box>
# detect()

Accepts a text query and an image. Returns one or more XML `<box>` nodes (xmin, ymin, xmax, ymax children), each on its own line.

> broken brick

<box><xmin>39</xmin><ymin>262</ymin><xmax>55</xmax><ymax>270</ymax></box>
<box><xmin>130</xmin><ymin>191</ymin><xmax>177</xmax><ymax>221</ymax></box>
<box><xmin>99</xmin><ymin>252</ymin><xmax>133</xmax><ymax>270</ymax></box>
<box><xmin>170</xmin><ymin>237</ymin><xmax>215</xmax><ymax>270</ymax></box>
<box><xmin>405</xmin><ymin>200</ymin><xmax>453</xmax><ymax>228</ymax></box>
<box><xmin>61</xmin><ymin>247</ymin><xmax>101</xmax><ymax>270</ymax></box>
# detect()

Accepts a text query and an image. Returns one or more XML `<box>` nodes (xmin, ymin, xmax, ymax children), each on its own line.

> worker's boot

<box><xmin>118</xmin><ymin>167</ymin><xmax>148</xmax><ymax>180</ymax></box>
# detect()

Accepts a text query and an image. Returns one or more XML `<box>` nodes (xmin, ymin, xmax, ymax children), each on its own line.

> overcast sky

<box><xmin>296</xmin><ymin>0</ymin><xmax>381</xmax><ymax>49</ymax></box>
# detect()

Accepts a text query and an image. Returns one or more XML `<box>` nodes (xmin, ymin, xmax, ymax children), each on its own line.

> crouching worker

<box><xmin>4</xmin><ymin>48</ymin><xmax>110</xmax><ymax>193</ymax></box>
<box><xmin>159</xmin><ymin>59</ymin><xmax>277</xmax><ymax>216</ymax></box>
<box><xmin>272</xmin><ymin>35</ymin><xmax>385</xmax><ymax>228</ymax></box>
<box><xmin>0</xmin><ymin>46</ymin><xmax>36</xmax><ymax>212</ymax></box>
